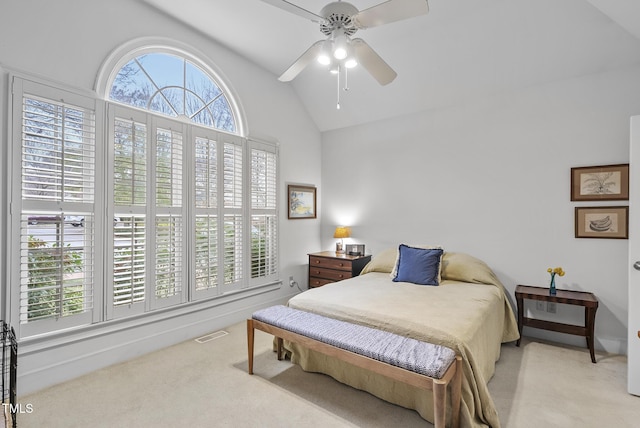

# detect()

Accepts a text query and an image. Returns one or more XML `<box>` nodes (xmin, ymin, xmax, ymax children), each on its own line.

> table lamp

<box><xmin>333</xmin><ymin>226</ymin><xmax>351</xmax><ymax>254</ymax></box>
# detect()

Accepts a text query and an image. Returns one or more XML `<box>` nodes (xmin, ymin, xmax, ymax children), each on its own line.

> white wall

<box><xmin>0</xmin><ymin>65</ymin><xmax>6</xmax><ymax>323</ymax></box>
<box><xmin>321</xmin><ymin>65</ymin><xmax>640</xmax><ymax>355</ymax></box>
<box><xmin>0</xmin><ymin>0</ymin><xmax>321</xmax><ymax>394</ymax></box>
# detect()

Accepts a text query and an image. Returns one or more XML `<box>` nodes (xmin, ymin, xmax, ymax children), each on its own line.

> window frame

<box><xmin>96</xmin><ymin>40</ymin><xmax>246</xmax><ymax>136</ymax></box>
<box><xmin>8</xmin><ymin>51</ymin><xmax>279</xmax><ymax>340</ymax></box>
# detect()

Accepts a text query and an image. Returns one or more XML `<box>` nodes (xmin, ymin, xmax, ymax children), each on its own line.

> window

<box><xmin>10</xmin><ymin>48</ymin><xmax>278</xmax><ymax>339</ymax></box>
<box><xmin>109</xmin><ymin>52</ymin><xmax>236</xmax><ymax>132</ymax></box>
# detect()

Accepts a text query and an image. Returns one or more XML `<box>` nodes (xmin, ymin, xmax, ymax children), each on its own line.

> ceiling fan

<box><xmin>262</xmin><ymin>0</ymin><xmax>429</xmax><ymax>86</ymax></box>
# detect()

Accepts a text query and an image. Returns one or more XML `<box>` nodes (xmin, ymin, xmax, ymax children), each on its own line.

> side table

<box><xmin>515</xmin><ymin>285</ymin><xmax>598</xmax><ymax>363</ymax></box>
<box><xmin>308</xmin><ymin>252</ymin><xmax>371</xmax><ymax>288</ymax></box>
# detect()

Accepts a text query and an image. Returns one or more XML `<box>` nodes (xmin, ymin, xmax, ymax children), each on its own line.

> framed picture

<box><xmin>287</xmin><ymin>185</ymin><xmax>316</xmax><ymax>219</ymax></box>
<box><xmin>571</xmin><ymin>164</ymin><xmax>629</xmax><ymax>201</ymax></box>
<box><xmin>575</xmin><ymin>206</ymin><xmax>628</xmax><ymax>239</ymax></box>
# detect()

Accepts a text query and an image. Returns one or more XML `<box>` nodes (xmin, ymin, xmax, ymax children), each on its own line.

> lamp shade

<box><xmin>333</xmin><ymin>227</ymin><xmax>351</xmax><ymax>239</ymax></box>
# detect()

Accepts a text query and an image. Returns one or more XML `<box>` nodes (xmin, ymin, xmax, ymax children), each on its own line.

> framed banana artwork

<box><xmin>575</xmin><ymin>206</ymin><xmax>628</xmax><ymax>239</ymax></box>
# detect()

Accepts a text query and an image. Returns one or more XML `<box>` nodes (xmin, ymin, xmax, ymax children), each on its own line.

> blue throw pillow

<box><xmin>392</xmin><ymin>244</ymin><xmax>444</xmax><ymax>286</ymax></box>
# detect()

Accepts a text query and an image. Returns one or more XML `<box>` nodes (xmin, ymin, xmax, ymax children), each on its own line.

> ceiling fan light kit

<box><xmin>317</xmin><ymin>40</ymin><xmax>333</xmax><ymax>65</ymax></box>
<box><xmin>262</xmin><ymin>0</ymin><xmax>429</xmax><ymax>109</ymax></box>
<box><xmin>332</xmin><ymin>28</ymin><xmax>350</xmax><ymax>58</ymax></box>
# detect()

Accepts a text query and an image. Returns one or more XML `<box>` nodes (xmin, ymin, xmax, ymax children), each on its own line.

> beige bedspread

<box><xmin>285</xmin><ymin>251</ymin><xmax>519</xmax><ymax>428</ymax></box>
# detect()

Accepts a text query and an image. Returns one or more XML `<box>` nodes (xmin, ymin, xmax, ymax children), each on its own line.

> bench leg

<box><xmin>433</xmin><ymin>380</ymin><xmax>446</xmax><ymax>428</ymax></box>
<box><xmin>451</xmin><ymin>356</ymin><xmax>462</xmax><ymax>428</ymax></box>
<box><xmin>434</xmin><ymin>356</ymin><xmax>462</xmax><ymax>428</ymax></box>
<box><xmin>247</xmin><ymin>320</ymin><xmax>255</xmax><ymax>375</ymax></box>
<box><xmin>276</xmin><ymin>337</ymin><xmax>284</xmax><ymax>360</ymax></box>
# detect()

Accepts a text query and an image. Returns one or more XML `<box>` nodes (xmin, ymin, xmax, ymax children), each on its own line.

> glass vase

<box><xmin>549</xmin><ymin>275</ymin><xmax>556</xmax><ymax>295</ymax></box>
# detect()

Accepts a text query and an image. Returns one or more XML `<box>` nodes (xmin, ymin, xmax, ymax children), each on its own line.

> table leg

<box><xmin>516</xmin><ymin>295</ymin><xmax>523</xmax><ymax>346</ymax></box>
<box><xmin>247</xmin><ymin>319</ymin><xmax>255</xmax><ymax>374</ymax></box>
<box><xmin>586</xmin><ymin>307</ymin><xmax>597</xmax><ymax>363</ymax></box>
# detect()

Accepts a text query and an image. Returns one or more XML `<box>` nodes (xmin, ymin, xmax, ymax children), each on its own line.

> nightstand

<box><xmin>308</xmin><ymin>251</ymin><xmax>372</xmax><ymax>288</ymax></box>
<box><xmin>515</xmin><ymin>285</ymin><xmax>599</xmax><ymax>363</ymax></box>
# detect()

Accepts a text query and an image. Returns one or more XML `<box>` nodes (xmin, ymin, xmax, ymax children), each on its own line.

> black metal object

<box><xmin>1</xmin><ymin>321</ymin><xmax>17</xmax><ymax>428</ymax></box>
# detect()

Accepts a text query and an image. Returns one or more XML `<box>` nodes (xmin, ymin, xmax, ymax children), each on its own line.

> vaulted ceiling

<box><xmin>143</xmin><ymin>0</ymin><xmax>640</xmax><ymax>132</ymax></box>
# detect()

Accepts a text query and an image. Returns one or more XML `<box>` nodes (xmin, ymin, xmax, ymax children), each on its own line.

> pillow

<box><xmin>360</xmin><ymin>247</ymin><xmax>398</xmax><ymax>274</ymax></box>
<box><xmin>391</xmin><ymin>244</ymin><xmax>444</xmax><ymax>286</ymax></box>
<box><xmin>440</xmin><ymin>252</ymin><xmax>500</xmax><ymax>286</ymax></box>
<box><xmin>390</xmin><ymin>244</ymin><xmax>443</xmax><ymax>281</ymax></box>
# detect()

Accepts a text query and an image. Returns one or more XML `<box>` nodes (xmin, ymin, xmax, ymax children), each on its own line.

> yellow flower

<box><xmin>547</xmin><ymin>267</ymin><xmax>565</xmax><ymax>277</ymax></box>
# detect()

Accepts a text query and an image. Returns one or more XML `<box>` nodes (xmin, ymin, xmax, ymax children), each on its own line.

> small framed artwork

<box><xmin>575</xmin><ymin>206</ymin><xmax>628</xmax><ymax>239</ymax></box>
<box><xmin>570</xmin><ymin>164</ymin><xmax>629</xmax><ymax>201</ymax></box>
<box><xmin>346</xmin><ymin>244</ymin><xmax>365</xmax><ymax>256</ymax></box>
<box><xmin>287</xmin><ymin>185</ymin><xmax>316</xmax><ymax>219</ymax></box>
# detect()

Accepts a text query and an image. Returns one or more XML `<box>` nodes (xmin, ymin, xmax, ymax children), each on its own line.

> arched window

<box><xmin>109</xmin><ymin>51</ymin><xmax>237</xmax><ymax>133</ymax></box>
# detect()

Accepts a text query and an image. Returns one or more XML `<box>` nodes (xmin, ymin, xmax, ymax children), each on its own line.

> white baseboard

<box><xmin>521</xmin><ymin>328</ymin><xmax>627</xmax><ymax>356</ymax></box>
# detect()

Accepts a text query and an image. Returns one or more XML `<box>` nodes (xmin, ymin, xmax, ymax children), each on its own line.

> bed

<box><xmin>284</xmin><ymin>248</ymin><xmax>520</xmax><ymax>428</ymax></box>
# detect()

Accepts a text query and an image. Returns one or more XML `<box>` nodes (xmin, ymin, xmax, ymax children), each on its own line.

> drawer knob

<box><xmin>339</xmin><ymin>274</ymin><xmax>343</xmax><ymax>278</ymax></box>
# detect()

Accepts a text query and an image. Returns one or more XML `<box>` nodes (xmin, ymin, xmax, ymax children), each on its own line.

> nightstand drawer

<box><xmin>309</xmin><ymin>255</ymin><xmax>351</xmax><ymax>271</ymax></box>
<box><xmin>309</xmin><ymin>266</ymin><xmax>353</xmax><ymax>281</ymax></box>
<box><xmin>309</xmin><ymin>277</ymin><xmax>334</xmax><ymax>288</ymax></box>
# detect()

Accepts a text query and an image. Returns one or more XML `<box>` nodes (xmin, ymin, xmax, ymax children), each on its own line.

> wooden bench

<box><xmin>247</xmin><ymin>305</ymin><xmax>462</xmax><ymax>428</ymax></box>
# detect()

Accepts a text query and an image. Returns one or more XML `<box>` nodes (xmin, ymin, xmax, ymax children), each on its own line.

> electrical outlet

<box><xmin>536</xmin><ymin>301</ymin><xmax>545</xmax><ymax>311</ymax></box>
<box><xmin>547</xmin><ymin>302</ymin><xmax>557</xmax><ymax>313</ymax></box>
<box><xmin>289</xmin><ymin>276</ymin><xmax>295</xmax><ymax>287</ymax></box>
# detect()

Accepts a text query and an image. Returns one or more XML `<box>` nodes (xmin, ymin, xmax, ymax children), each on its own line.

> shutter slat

<box><xmin>155</xmin><ymin>215</ymin><xmax>183</xmax><ymax>298</ymax></box>
<box><xmin>251</xmin><ymin>149</ymin><xmax>277</xmax><ymax>209</ymax></box>
<box><xmin>113</xmin><ymin>215</ymin><xmax>146</xmax><ymax>306</ymax></box>
<box><xmin>20</xmin><ymin>214</ymin><xmax>94</xmax><ymax>322</ymax></box>
<box><xmin>22</xmin><ymin>95</ymin><xmax>95</xmax><ymax>203</ymax></box>
<box><xmin>114</xmin><ymin>118</ymin><xmax>147</xmax><ymax>206</ymax></box>
<box><xmin>195</xmin><ymin>137</ymin><xmax>217</xmax><ymax>209</ymax></box>
<box><xmin>223</xmin><ymin>214</ymin><xmax>242</xmax><ymax>285</ymax></box>
<box><xmin>156</xmin><ymin>128</ymin><xmax>183</xmax><ymax>208</ymax></box>
<box><xmin>195</xmin><ymin>215</ymin><xmax>218</xmax><ymax>291</ymax></box>
<box><xmin>223</xmin><ymin>143</ymin><xmax>242</xmax><ymax>208</ymax></box>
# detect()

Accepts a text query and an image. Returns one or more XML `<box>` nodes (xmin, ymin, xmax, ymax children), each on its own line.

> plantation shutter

<box><xmin>249</xmin><ymin>141</ymin><xmax>278</xmax><ymax>285</ymax></box>
<box><xmin>16</xmin><ymin>78</ymin><xmax>97</xmax><ymax>336</ymax></box>
<box><xmin>152</xmin><ymin>120</ymin><xmax>186</xmax><ymax>307</ymax></box>
<box><xmin>221</xmin><ymin>135</ymin><xmax>243</xmax><ymax>292</ymax></box>
<box><xmin>108</xmin><ymin>105</ymin><xmax>149</xmax><ymax>318</ymax></box>
<box><xmin>193</xmin><ymin>129</ymin><xmax>219</xmax><ymax>298</ymax></box>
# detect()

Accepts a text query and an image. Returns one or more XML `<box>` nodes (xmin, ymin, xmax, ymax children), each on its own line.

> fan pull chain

<box><xmin>344</xmin><ymin>66</ymin><xmax>349</xmax><ymax>91</ymax></box>
<box><xmin>336</xmin><ymin>64</ymin><xmax>341</xmax><ymax>110</ymax></box>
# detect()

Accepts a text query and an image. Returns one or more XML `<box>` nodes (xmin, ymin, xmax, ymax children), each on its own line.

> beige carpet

<box><xmin>18</xmin><ymin>321</ymin><xmax>640</xmax><ymax>427</ymax></box>
<box><xmin>491</xmin><ymin>339</ymin><xmax>639</xmax><ymax>427</ymax></box>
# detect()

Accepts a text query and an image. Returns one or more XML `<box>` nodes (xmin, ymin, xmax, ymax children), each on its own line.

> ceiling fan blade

<box><xmin>278</xmin><ymin>40</ymin><xmax>325</xmax><ymax>82</ymax></box>
<box><xmin>353</xmin><ymin>0</ymin><xmax>429</xmax><ymax>29</ymax></box>
<box><xmin>260</xmin><ymin>0</ymin><xmax>325</xmax><ymax>23</ymax></box>
<box><xmin>352</xmin><ymin>38</ymin><xmax>397</xmax><ymax>85</ymax></box>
